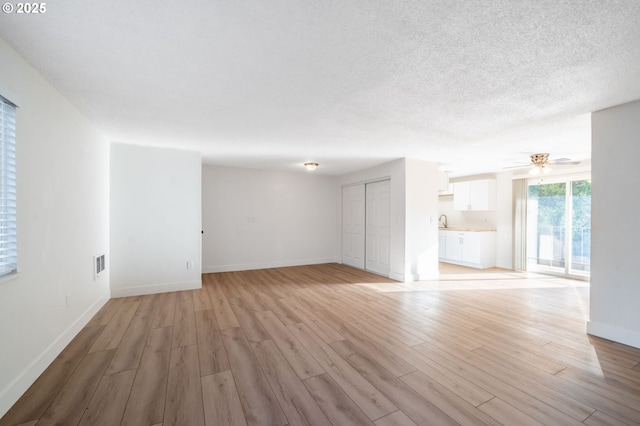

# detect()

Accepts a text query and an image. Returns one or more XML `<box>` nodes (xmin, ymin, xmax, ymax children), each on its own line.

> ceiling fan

<box><xmin>506</xmin><ymin>153</ymin><xmax>581</xmax><ymax>175</ymax></box>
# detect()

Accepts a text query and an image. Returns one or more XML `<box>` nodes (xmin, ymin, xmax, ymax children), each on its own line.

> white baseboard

<box><xmin>203</xmin><ymin>257</ymin><xmax>338</xmax><ymax>273</ymax></box>
<box><xmin>389</xmin><ymin>271</ymin><xmax>408</xmax><ymax>282</ymax></box>
<box><xmin>587</xmin><ymin>320</ymin><xmax>640</xmax><ymax>349</ymax></box>
<box><xmin>110</xmin><ymin>279</ymin><xmax>202</xmax><ymax>298</ymax></box>
<box><xmin>0</xmin><ymin>289</ymin><xmax>110</xmax><ymax>418</ymax></box>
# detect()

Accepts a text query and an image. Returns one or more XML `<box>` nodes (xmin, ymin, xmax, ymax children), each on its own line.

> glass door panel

<box><xmin>570</xmin><ymin>180</ymin><xmax>591</xmax><ymax>274</ymax></box>
<box><xmin>526</xmin><ymin>175</ymin><xmax>591</xmax><ymax>278</ymax></box>
<box><xmin>527</xmin><ymin>182</ymin><xmax>567</xmax><ymax>272</ymax></box>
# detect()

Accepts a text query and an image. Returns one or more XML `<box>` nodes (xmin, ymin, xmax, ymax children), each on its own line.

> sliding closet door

<box><xmin>365</xmin><ymin>180</ymin><xmax>390</xmax><ymax>275</ymax></box>
<box><xmin>341</xmin><ymin>185</ymin><xmax>365</xmax><ymax>269</ymax></box>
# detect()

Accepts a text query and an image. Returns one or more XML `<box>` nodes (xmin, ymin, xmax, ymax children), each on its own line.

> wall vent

<box><xmin>94</xmin><ymin>254</ymin><xmax>106</xmax><ymax>280</ymax></box>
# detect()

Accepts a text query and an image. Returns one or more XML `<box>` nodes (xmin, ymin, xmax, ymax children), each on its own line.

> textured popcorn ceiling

<box><xmin>1</xmin><ymin>1</ymin><xmax>639</xmax><ymax>176</ymax></box>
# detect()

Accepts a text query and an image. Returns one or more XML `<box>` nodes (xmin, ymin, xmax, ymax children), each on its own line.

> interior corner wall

<box><xmin>0</xmin><ymin>40</ymin><xmax>110</xmax><ymax>417</ymax></box>
<box><xmin>201</xmin><ymin>165</ymin><xmax>338</xmax><ymax>272</ymax></box>
<box><xmin>495</xmin><ymin>172</ymin><xmax>513</xmax><ymax>269</ymax></box>
<box><xmin>110</xmin><ymin>144</ymin><xmax>202</xmax><ymax>297</ymax></box>
<box><xmin>404</xmin><ymin>159</ymin><xmax>440</xmax><ymax>281</ymax></box>
<box><xmin>588</xmin><ymin>99</ymin><xmax>640</xmax><ymax>349</ymax></box>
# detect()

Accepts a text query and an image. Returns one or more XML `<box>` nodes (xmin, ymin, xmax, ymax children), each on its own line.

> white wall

<box><xmin>404</xmin><ymin>159</ymin><xmax>440</xmax><ymax>280</ymax></box>
<box><xmin>0</xmin><ymin>40</ymin><xmax>110</xmax><ymax>416</ymax></box>
<box><xmin>495</xmin><ymin>172</ymin><xmax>513</xmax><ymax>269</ymax></box>
<box><xmin>202</xmin><ymin>165</ymin><xmax>338</xmax><ymax>272</ymax></box>
<box><xmin>588</xmin><ymin>99</ymin><xmax>640</xmax><ymax>349</ymax></box>
<box><xmin>110</xmin><ymin>144</ymin><xmax>202</xmax><ymax>296</ymax></box>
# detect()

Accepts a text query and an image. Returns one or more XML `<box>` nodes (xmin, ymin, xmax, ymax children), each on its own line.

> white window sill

<box><xmin>0</xmin><ymin>272</ymin><xmax>20</xmax><ymax>286</ymax></box>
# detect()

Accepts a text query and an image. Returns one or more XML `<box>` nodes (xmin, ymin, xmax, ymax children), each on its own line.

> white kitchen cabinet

<box><xmin>445</xmin><ymin>234</ymin><xmax>462</xmax><ymax>261</ymax></box>
<box><xmin>438</xmin><ymin>234</ymin><xmax>446</xmax><ymax>259</ymax></box>
<box><xmin>438</xmin><ymin>230</ymin><xmax>496</xmax><ymax>269</ymax></box>
<box><xmin>453</xmin><ymin>179</ymin><xmax>496</xmax><ymax>211</ymax></box>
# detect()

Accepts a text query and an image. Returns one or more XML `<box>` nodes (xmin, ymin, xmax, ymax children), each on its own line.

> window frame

<box><xmin>0</xmin><ymin>94</ymin><xmax>17</xmax><ymax>279</ymax></box>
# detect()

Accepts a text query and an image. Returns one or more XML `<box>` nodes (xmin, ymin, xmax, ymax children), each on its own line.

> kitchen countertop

<box><xmin>438</xmin><ymin>227</ymin><xmax>497</xmax><ymax>232</ymax></box>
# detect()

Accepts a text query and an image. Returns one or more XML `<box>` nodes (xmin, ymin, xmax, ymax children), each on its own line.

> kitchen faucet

<box><xmin>439</xmin><ymin>214</ymin><xmax>447</xmax><ymax>228</ymax></box>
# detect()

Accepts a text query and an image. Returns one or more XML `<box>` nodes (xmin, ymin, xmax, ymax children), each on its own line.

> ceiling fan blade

<box><xmin>548</xmin><ymin>159</ymin><xmax>581</xmax><ymax>165</ymax></box>
<box><xmin>502</xmin><ymin>164</ymin><xmax>531</xmax><ymax>170</ymax></box>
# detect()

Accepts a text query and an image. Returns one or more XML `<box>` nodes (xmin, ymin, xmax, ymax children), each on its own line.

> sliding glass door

<box><xmin>527</xmin><ymin>175</ymin><xmax>591</xmax><ymax>277</ymax></box>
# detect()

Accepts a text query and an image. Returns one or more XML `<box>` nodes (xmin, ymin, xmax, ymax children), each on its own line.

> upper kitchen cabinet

<box><xmin>453</xmin><ymin>179</ymin><xmax>496</xmax><ymax>211</ymax></box>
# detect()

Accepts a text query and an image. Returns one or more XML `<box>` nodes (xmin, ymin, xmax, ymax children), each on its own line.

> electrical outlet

<box><xmin>186</xmin><ymin>261</ymin><xmax>194</xmax><ymax>270</ymax></box>
<box><xmin>66</xmin><ymin>293</ymin><xmax>71</xmax><ymax>308</ymax></box>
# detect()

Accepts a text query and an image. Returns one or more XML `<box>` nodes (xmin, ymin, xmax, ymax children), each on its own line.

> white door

<box><xmin>341</xmin><ymin>185</ymin><xmax>365</xmax><ymax>269</ymax></box>
<box><xmin>365</xmin><ymin>180</ymin><xmax>390</xmax><ymax>275</ymax></box>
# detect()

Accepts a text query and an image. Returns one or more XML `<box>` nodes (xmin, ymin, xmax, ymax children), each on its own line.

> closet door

<box><xmin>341</xmin><ymin>185</ymin><xmax>365</xmax><ymax>269</ymax></box>
<box><xmin>365</xmin><ymin>180</ymin><xmax>390</xmax><ymax>275</ymax></box>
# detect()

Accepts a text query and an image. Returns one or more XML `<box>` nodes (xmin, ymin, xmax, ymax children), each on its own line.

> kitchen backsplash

<box><xmin>438</xmin><ymin>195</ymin><xmax>497</xmax><ymax>229</ymax></box>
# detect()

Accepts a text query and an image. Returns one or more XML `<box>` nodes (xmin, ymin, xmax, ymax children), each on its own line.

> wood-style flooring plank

<box><xmin>478</xmin><ymin>397</ymin><xmax>545</xmax><ymax>426</ymax></box>
<box><xmin>172</xmin><ymin>290</ymin><xmax>197</xmax><ymax>348</ymax></box>
<box><xmin>164</xmin><ymin>344</ymin><xmax>205</xmax><ymax>426</ymax></box>
<box><xmin>331</xmin><ymin>340</ymin><xmax>458</xmax><ymax>426</ymax></box>
<box><xmin>329</xmin><ymin>318</ymin><xmax>416</xmax><ymax>377</ymax></box>
<box><xmin>280</xmin><ymin>297</ymin><xmax>345</xmax><ymax>344</ymax></box>
<box><xmin>221</xmin><ymin>327</ymin><xmax>287</xmax><ymax>426</ymax></box>
<box><xmin>400</xmin><ymin>370</ymin><xmax>502</xmax><ymax>426</ymax></box>
<box><xmin>374</xmin><ymin>411</ymin><xmax>418</xmax><ymax>426</ymax></box>
<box><xmin>207</xmin><ymin>281</ymin><xmax>240</xmax><ymax>330</ymax></box>
<box><xmin>449</xmin><ymin>343</ymin><xmax>594</xmax><ymax>422</ymax></box>
<box><xmin>349</xmin><ymin>318</ymin><xmax>494</xmax><ymax>407</ymax></box>
<box><xmin>254</xmin><ymin>310</ymin><xmax>325</xmax><ymax>380</ymax></box>
<box><xmin>121</xmin><ymin>326</ymin><xmax>172</xmax><ymax>426</ymax></box>
<box><xmin>583</xmin><ymin>409</ymin><xmax>631</xmax><ymax>426</ymax></box>
<box><xmin>288</xmin><ymin>322</ymin><xmax>397</xmax><ymax>421</ymax></box>
<box><xmin>5</xmin><ymin>264</ymin><xmax>640</xmax><ymax>426</ymax></box>
<box><xmin>303</xmin><ymin>373</ymin><xmax>374</xmax><ymax>426</ymax></box>
<box><xmin>151</xmin><ymin>291</ymin><xmax>177</xmax><ymax>329</ymax></box>
<box><xmin>105</xmin><ymin>296</ymin><xmax>157</xmax><ymax>374</ymax></box>
<box><xmin>85</xmin><ymin>298</ymin><xmax>124</xmax><ymax>327</ymax></box>
<box><xmin>201</xmin><ymin>370</ymin><xmax>248</xmax><ymax>426</ymax></box>
<box><xmin>12</xmin><ymin>421</ymin><xmax>38</xmax><ymax>426</ymax></box>
<box><xmin>77</xmin><ymin>369</ymin><xmax>136</xmax><ymax>426</ymax></box>
<box><xmin>0</xmin><ymin>325</ymin><xmax>105</xmax><ymax>426</ymax></box>
<box><xmin>89</xmin><ymin>301</ymin><xmax>140</xmax><ymax>352</ymax></box>
<box><xmin>193</xmin><ymin>287</ymin><xmax>213</xmax><ymax>311</ymax></box>
<box><xmin>195</xmin><ymin>309</ymin><xmax>230</xmax><ymax>376</ymax></box>
<box><xmin>252</xmin><ymin>339</ymin><xmax>331</xmax><ymax>426</ymax></box>
<box><xmin>410</xmin><ymin>336</ymin><xmax>585</xmax><ymax>425</ymax></box>
<box><xmin>228</xmin><ymin>296</ymin><xmax>271</xmax><ymax>343</ymax></box>
<box><xmin>36</xmin><ymin>350</ymin><xmax>115</xmax><ymax>426</ymax></box>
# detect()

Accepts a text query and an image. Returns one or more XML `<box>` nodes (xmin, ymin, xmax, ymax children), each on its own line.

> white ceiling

<box><xmin>1</xmin><ymin>1</ymin><xmax>639</xmax><ymax>176</ymax></box>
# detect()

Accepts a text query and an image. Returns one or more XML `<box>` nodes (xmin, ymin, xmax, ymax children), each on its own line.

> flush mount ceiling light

<box><xmin>304</xmin><ymin>162</ymin><xmax>318</xmax><ymax>171</ymax></box>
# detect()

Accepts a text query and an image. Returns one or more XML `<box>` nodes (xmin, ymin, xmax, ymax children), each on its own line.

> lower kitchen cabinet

<box><xmin>438</xmin><ymin>230</ymin><xmax>496</xmax><ymax>269</ymax></box>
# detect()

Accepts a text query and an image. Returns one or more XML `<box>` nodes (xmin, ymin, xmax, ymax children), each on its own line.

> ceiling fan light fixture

<box><xmin>528</xmin><ymin>153</ymin><xmax>553</xmax><ymax>175</ymax></box>
<box><xmin>529</xmin><ymin>164</ymin><xmax>552</xmax><ymax>176</ymax></box>
<box><xmin>304</xmin><ymin>162</ymin><xmax>318</xmax><ymax>171</ymax></box>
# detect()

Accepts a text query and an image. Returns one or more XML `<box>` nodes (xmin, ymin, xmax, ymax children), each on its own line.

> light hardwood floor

<box><xmin>2</xmin><ymin>263</ymin><xmax>640</xmax><ymax>425</ymax></box>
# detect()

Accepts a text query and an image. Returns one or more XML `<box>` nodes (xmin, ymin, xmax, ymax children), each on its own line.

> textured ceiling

<box><xmin>1</xmin><ymin>0</ymin><xmax>639</xmax><ymax>176</ymax></box>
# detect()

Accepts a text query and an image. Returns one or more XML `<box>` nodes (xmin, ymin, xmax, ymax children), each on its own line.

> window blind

<box><xmin>0</xmin><ymin>97</ymin><xmax>17</xmax><ymax>277</ymax></box>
